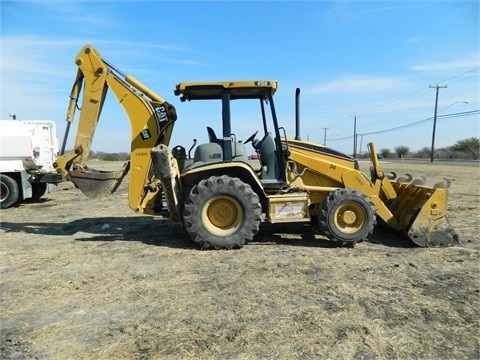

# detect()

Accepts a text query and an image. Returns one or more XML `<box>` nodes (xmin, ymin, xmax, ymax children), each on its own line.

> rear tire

<box><xmin>319</xmin><ymin>188</ymin><xmax>376</xmax><ymax>246</ymax></box>
<box><xmin>0</xmin><ymin>175</ymin><xmax>19</xmax><ymax>209</ymax></box>
<box><xmin>183</xmin><ymin>175</ymin><xmax>262</xmax><ymax>249</ymax></box>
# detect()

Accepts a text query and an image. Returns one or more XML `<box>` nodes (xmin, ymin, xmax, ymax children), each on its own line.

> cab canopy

<box><xmin>174</xmin><ymin>80</ymin><xmax>277</xmax><ymax>101</ymax></box>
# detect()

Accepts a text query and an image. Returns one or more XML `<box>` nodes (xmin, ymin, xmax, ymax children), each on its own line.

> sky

<box><xmin>1</xmin><ymin>0</ymin><xmax>479</xmax><ymax>156</ymax></box>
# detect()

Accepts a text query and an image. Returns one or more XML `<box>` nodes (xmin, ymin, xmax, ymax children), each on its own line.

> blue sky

<box><xmin>1</xmin><ymin>0</ymin><xmax>479</xmax><ymax>155</ymax></box>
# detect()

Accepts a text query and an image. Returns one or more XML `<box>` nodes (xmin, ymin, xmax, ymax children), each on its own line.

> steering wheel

<box><xmin>244</xmin><ymin>130</ymin><xmax>258</xmax><ymax>144</ymax></box>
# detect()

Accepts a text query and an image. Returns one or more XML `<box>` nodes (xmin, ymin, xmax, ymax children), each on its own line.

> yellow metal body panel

<box><xmin>175</xmin><ymin>80</ymin><xmax>277</xmax><ymax>101</ymax></box>
<box><xmin>285</xmin><ymin>138</ymin><xmax>357</xmax><ymax>205</ymax></box>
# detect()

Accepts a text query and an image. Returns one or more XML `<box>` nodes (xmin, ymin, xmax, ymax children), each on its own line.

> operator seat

<box><xmin>205</xmin><ymin>126</ymin><xmax>249</xmax><ymax>163</ymax></box>
<box><xmin>254</xmin><ymin>132</ymin><xmax>279</xmax><ymax>181</ymax></box>
<box><xmin>207</xmin><ymin>126</ymin><xmax>218</xmax><ymax>143</ymax></box>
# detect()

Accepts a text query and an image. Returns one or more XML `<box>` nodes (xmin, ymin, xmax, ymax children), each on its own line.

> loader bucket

<box><xmin>387</xmin><ymin>182</ymin><xmax>459</xmax><ymax>247</ymax></box>
<box><xmin>68</xmin><ymin>163</ymin><xmax>129</xmax><ymax>198</ymax></box>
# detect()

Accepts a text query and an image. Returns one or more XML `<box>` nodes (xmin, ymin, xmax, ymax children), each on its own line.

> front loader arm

<box><xmin>54</xmin><ymin>45</ymin><xmax>177</xmax><ymax>213</ymax></box>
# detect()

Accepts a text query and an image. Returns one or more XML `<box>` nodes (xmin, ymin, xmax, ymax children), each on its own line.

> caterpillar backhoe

<box><xmin>54</xmin><ymin>45</ymin><xmax>458</xmax><ymax>249</ymax></box>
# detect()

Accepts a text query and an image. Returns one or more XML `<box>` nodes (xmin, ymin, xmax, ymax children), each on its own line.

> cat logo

<box><xmin>140</xmin><ymin>128</ymin><xmax>151</xmax><ymax>140</ymax></box>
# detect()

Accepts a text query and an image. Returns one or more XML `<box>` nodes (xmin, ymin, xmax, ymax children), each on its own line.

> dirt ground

<box><xmin>1</xmin><ymin>160</ymin><xmax>479</xmax><ymax>360</ymax></box>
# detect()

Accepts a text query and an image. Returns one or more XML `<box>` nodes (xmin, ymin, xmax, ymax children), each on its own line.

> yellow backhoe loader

<box><xmin>54</xmin><ymin>45</ymin><xmax>458</xmax><ymax>249</ymax></box>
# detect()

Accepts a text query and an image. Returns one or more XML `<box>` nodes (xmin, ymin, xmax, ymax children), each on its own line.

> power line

<box><xmin>362</xmin><ymin>110</ymin><xmax>479</xmax><ymax>135</ymax></box>
<box><xmin>440</xmin><ymin>67</ymin><xmax>480</xmax><ymax>83</ymax></box>
<box><xmin>318</xmin><ymin>67</ymin><xmax>479</xmax><ymax>145</ymax></box>
<box><xmin>331</xmin><ymin>67</ymin><xmax>480</xmax><ymax>121</ymax></box>
<box><xmin>328</xmin><ymin>110</ymin><xmax>479</xmax><ymax>140</ymax></box>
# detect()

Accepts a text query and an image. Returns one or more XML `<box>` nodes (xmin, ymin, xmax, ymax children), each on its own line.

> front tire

<box><xmin>319</xmin><ymin>188</ymin><xmax>376</xmax><ymax>246</ymax></box>
<box><xmin>183</xmin><ymin>175</ymin><xmax>262</xmax><ymax>249</ymax></box>
<box><xmin>0</xmin><ymin>175</ymin><xmax>19</xmax><ymax>209</ymax></box>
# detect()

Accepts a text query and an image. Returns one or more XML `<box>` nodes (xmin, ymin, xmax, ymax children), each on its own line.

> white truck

<box><xmin>0</xmin><ymin>120</ymin><xmax>63</xmax><ymax>209</ymax></box>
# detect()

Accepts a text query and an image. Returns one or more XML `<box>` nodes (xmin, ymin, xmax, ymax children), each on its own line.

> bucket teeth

<box><xmin>396</xmin><ymin>173</ymin><xmax>413</xmax><ymax>183</ymax></box>
<box><xmin>411</xmin><ymin>176</ymin><xmax>427</xmax><ymax>186</ymax></box>
<box><xmin>409</xmin><ymin>217</ymin><xmax>459</xmax><ymax>247</ymax></box>
<box><xmin>433</xmin><ymin>177</ymin><xmax>452</xmax><ymax>189</ymax></box>
<box><xmin>386</xmin><ymin>171</ymin><xmax>397</xmax><ymax>180</ymax></box>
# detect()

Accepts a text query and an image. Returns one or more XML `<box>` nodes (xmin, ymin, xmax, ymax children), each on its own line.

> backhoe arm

<box><xmin>54</xmin><ymin>45</ymin><xmax>177</xmax><ymax>213</ymax></box>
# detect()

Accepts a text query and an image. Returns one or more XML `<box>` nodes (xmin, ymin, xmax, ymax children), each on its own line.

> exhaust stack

<box><xmin>295</xmin><ymin>88</ymin><xmax>301</xmax><ymax>140</ymax></box>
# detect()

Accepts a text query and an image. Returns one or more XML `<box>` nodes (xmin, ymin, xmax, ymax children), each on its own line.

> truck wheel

<box><xmin>32</xmin><ymin>183</ymin><xmax>47</xmax><ymax>200</ymax></box>
<box><xmin>0</xmin><ymin>175</ymin><xmax>19</xmax><ymax>209</ymax></box>
<box><xmin>319</xmin><ymin>188</ymin><xmax>376</xmax><ymax>246</ymax></box>
<box><xmin>183</xmin><ymin>175</ymin><xmax>262</xmax><ymax>249</ymax></box>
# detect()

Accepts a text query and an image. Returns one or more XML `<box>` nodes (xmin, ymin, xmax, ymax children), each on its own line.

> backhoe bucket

<box><xmin>68</xmin><ymin>163</ymin><xmax>129</xmax><ymax>198</ymax></box>
<box><xmin>387</xmin><ymin>182</ymin><xmax>459</xmax><ymax>247</ymax></box>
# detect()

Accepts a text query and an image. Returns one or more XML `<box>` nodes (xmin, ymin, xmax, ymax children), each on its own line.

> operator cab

<box><xmin>174</xmin><ymin>80</ymin><xmax>287</xmax><ymax>187</ymax></box>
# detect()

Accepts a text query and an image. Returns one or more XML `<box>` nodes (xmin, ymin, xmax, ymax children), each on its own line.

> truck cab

<box><xmin>0</xmin><ymin>120</ymin><xmax>63</xmax><ymax>209</ymax></box>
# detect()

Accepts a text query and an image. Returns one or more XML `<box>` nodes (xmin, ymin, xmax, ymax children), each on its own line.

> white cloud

<box><xmin>405</xmin><ymin>36</ymin><xmax>422</xmax><ymax>44</ymax></box>
<box><xmin>307</xmin><ymin>75</ymin><xmax>405</xmax><ymax>94</ymax></box>
<box><xmin>168</xmin><ymin>59</ymin><xmax>206</xmax><ymax>66</ymax></box>
<box><xmin>359</xmin><ymin>5</ymin><xmax>420</xmax><ymax>15</ymax></box>
<box><xmin>0</xmin><ymin>36</ymin><xmax>189</xmax><ymax>89</ymax></box>
<box><xmin>20</xmin><ymin>0</ymin><xmax>117</xmax><ymax>28</ymax></box>
<box><xmin>412</xmin><ymin>54</ymin><xmax>480</xmax><ymax>72</ymax></box>
<box><xmin>1</xmin><ymin>36</ymin><xmax>185</xmax><ymax>53</ymax></box>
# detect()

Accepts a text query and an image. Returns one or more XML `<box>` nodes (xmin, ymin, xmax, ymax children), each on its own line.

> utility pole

<box><xmin>322</xmin><ymin>127</ymin><xmax>329</xmax><ymax>146</ymax></box>
<box><xmin>359</xmin><ymin>133</ymin><xmax>365</xmax><ymax>157</ymax></box>
<box><xmin>429</xmin><ymin>84</ymin><xmax>447</xmax><ymax>163</ymax></box>
<box><xmin>353</xmin><ymin>115</ymin><xmax>357</xmax><ymax>158</ymax></box>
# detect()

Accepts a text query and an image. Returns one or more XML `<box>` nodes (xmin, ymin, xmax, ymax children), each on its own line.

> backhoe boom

<box><xmin>54</xmin><ymin>45</ymin><xmax>177</xmax><ymax>213</ymax></box>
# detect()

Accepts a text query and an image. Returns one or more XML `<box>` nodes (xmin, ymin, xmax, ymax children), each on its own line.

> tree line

<box><xmin>377</xmin><ymin>137</ymin><xmax>479</xmax><ymax>160</ymax></box>
<box><xmin>89</xmin><ymin>151</ymin><xmax>130</xmax><ymax>161</ymax></box>
<box><xmin>90</xmin><ymin>137</ymin><xmax>479</xmax><ymax>161</ymax></box>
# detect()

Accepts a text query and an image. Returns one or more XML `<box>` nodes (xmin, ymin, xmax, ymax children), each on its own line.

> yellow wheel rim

<box><xmin>333</xmin><ymin>203</ymin><xmax>365</xmax><ymax>234</ymax></box>
<box><xmin>202</xmin><ymin>196</ymin><xmax>243</xmax><ymax>236</ymax></box>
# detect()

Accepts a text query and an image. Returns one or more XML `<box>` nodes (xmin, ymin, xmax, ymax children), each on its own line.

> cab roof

<box><xmin>174</xmin><ymin>80</ymin><xmax>277</xmax><ymax>101</ymax></box>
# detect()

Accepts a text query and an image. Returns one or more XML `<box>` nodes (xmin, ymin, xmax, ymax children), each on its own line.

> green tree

<box><xmin>118</xmin><ymin>152</ymin><xmax>131</xmax><ymax>161</ymax></box>
<box><xmin>413</xmin><ymin>147</ymin><xmax>431</xmax><ymax>159</ymax></box>
<box><xmin>379</xmin><ymin>148</ymin><xmax>392</xmax><ymax>158</ymax></box>
<box><xmin>451</xmin><ymin>137</ymin><xmax>479</xmax><ymax>160</ymax></box>
<box><xmin>96</xmin><ymin>151</ymin><xmax>107</xmax><ymax>160</ymax></box>
<box><xmin>104</xmin><ymin>153</ymin><xmax>120</xmax><ymax>161</ymax></box>
<box><xmin>394</xmin><ymin>146</ymin><xmax>410</xmax><ymax>159</ymax></box>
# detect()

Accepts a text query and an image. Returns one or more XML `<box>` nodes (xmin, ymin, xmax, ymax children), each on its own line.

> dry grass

<box><xmin>1</xmin><ymin>160</ymin><xmax>479</xmax><ymax>359</ymax></box>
